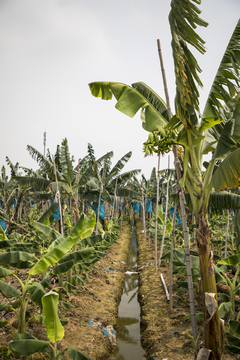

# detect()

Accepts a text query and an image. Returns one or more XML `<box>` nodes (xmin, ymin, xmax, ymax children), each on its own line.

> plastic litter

<box><xmin>88</xmin><ymin>319</ymin><xmax>116</xmax><ymax>345</ymax></box>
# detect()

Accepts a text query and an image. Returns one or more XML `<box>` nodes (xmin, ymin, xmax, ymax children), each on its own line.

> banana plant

<box><xmin>0</xmin><ymin>213</ymin><xmax>98</xmax><ymax>341</ymax></box>
<box><xmin>8</xmin><ymin>291</ymin><xmax>93</xmax><ymax>360</ymax></box>
<box><xmin>89</xmin><ymin>2</ymin><xmax>240</xmax><ymax>356</ymax></box>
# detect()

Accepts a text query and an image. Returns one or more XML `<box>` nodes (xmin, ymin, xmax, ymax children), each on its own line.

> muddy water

<box><xmin>111</xmin><ymin>227</ymin><xmax>145</xmax><ymax>360</ymax></box>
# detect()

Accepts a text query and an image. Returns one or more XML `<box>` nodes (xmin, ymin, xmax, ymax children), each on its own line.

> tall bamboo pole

<box><xmin>157</xmin><ymin>38</ymin><xmax>198</xmax><ymax>344</ymax></box>
<box><xmin>159</xmin><ymin>155</ymin><xmax>170</xmax><ymax>266</ymax></box>
<box><xmin>169</xmin><ymin>201</ymin><xmax>177</xmax><ymax>311</ymax></box>
<box><xmin>52</xmin><ymin>155</ymin><xmax>64</xmax><ymax>300</ymax></box>
<box><xmin>154</xmin><ymin>154</ymin><xmax>161</xmax><ymax>273</ymax></box>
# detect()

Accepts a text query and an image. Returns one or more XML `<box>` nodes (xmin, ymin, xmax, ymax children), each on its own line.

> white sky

<box><xmin>1</xmin><ymin>0</ymin><xmax>240</xmax><ymax>179</ymax></box>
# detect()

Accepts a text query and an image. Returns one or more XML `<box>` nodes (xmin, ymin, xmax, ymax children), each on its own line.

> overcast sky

<box><xmin>1</xmin><ymin>0</ymin><xmax>240</xmax><ymax>179</ymax></box>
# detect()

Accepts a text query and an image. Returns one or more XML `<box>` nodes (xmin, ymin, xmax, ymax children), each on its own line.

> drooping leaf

<box><xmin>89</xmin><ymin>82</ymin><xmax>168</xmax><ymax>132</ymax></box>
<box><xmin>202</xmin><ymin>21</ymin><xmax>240</xmax><ymax>130</ymax></box>
<box><xmin>0</xmin><ymin>280</ymin><xmax>21</xmax><ymax>298</ymax></box>
<box><xmin>218</xmin><ymin>301</ymin><xmax>232</xmax><ymax>318</ymax></box>
<box><xmin>70</xmin><ymin>214</ymin><xmax>96</xmax><ymax>242</ymax></box>
<box><xmin>8</xmin><ymin>339</ymin><xmax>50</xmax><ymax>355</ymax></box>
<box><xmin>58</xmin><ymin>247</ymin><xmax>95</xmax><ymax>264</ymax></box>
<box><xmin>41</xmin><ymin>291</ymin><xmax>64</xmax><ymax>343</ymax></box>
<box><xmin>0</xmin><ymin>267</ymin><xmax>15</xmax><ymax>278</ymax></box>
<box><xmin>33</xmin><ymin>221</ymin><xmax>61</xmax><ymax>240</ymax></box>
<box><xmin>28</xmin><ymin>283</ymin><xmax>46</xmax><ymax>309</ymax></box>
<box><xmin>218</xmin><ymin>254</ymin><xmax>240</xmax><ymax>267</ymax></box>
<box><xmin>0</xmin><ymin>251</ymin><xmax>34</xmax><ymax>265</ymax></box>
<box><xmin>29</xmin><ymin>237</ymin><xmax>74</xmax><ymax>275</ymax></box>
<box><xmin>211</xmin><ymin>148</ymin><xmax>240</xmax><ymax>191</ymax></box>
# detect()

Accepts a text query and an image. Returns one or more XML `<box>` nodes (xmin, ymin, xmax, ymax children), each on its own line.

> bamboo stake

<box><xmin>169</xmin><ymin>201</ymin><xmax>177</xmax><ymax>311</ymax></box>
<box><xmin>160</xmin><ymin>273</ymin><xmax>170</xmax><ymax>301</ymax></box>
<box><xmin>159</xmin><ymin>155</ymin><xmax>170</xmax><ymax>266</ymax></box>
<box><xmin>154</xmin><ymin>154</ymin><xmax>161</xmax><ymax>273</ymax></box>
<box><xmin>157</xmin><ymin>38</ymin><xmax>198</xmax><ymax>344</ymax></box>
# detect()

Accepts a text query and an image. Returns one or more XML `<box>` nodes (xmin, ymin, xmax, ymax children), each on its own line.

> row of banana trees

<box><xmin>0</xmin><ymin>140</ymin><xmax>152</xmax><ymax>359</ymax></box>
<box><xmin>88</xmin><ymin>0</ymin><xmax>240</xmax><ymax>358</ymax></box>
<box><xmin>0</xmin><ymin>140</ymin><xmax>142</xmax><ymax>233</ymax></box>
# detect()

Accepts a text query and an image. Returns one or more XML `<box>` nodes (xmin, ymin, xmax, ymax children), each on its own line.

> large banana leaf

<box><xmin>117</xmin><ymin>188</ymin><xmax>141</xmax><ymax>201</ymax></box>
<box><xmin>28</xmin><ymin>282</ymin><xmax>46</xmax><ymax>309</ymax></box>
<box><xmin>27</xmin><ymin>145</ymin><xmax>63</xmax><ymax>181</ymax></box>
<box><xmin>0</xmin><ymin>251</ymin><xmax>34</xmax><ymax>264</ymax></box>
<box><xmin>33</xmin><ymin>221</ymin><xmax>61</xmax><ymax>240</ymax></box>
<box><xmin>29</xmin><ymin>237</ymin><xmax>74</xmax><ymax>275</ymax></box>
<box><xmin>70</xmin><ymin>213</ymin><xmax>95</xmax><ymax>241</ymax></box>
<box><xmin>202</xmin><ymin>20</ymin><xmax>240</xmax><ymax>130</ymax></box>
<box><xmin>104</xmin><ymin>151</ymin><xmax>132</xmax><ymax>184</ymax></box>
<box><xmin>211</xmin><ymin>148</ymin><xmax>240</xmax><ymax>191</ymax></box>
<box><xmin>209</xmin><ymin>96</ymin><xmax>240</xmax><ymax>159</ymax></box>
<box><xmin>8</xmin><ymin>339</ymin><xmax>50</xmax><ymax>355</ymax></box>
<box><xmin>58</xmin><ymin>247</ymin><xmax>95</xmax><ymax>264</ymax></box>
<box><xmin>169</xmin><ymin>0</ymin><xmax>208</xmax><ymax>125</ymax></box>
<box><xmin>209</xmin><ymin>191</ymin><xmax>240</xmax><ymax>209</ymax></box>
<box><xmin>42</xmin><ymin>291</ymin><xmax>64</xmax><ymax>343</ymax></box>
<box><xmin>79</xmin><ymin>234</ymin><xmax>105</xmax><ymax>247</ymax></box>
<box><xmin>13</xmin><ymin>176</ymin><xmax>50</xmax><ymax>191</ymax></box>
<box><xmin>89</xmin><ymin>82</ymin><xmax>168</xmax><ymax>132</ymax></box>
<box><xmin>0</xmin><ymin>280</ymin><xmax>21</xmax><ymax>298</ymax></box>
<box><xmin>114</xmin><ymin>169</ymin><xmax>141</xmax><ymax>186</ymax></box>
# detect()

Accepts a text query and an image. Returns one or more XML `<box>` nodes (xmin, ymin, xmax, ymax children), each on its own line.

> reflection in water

<box><xmin>111</xmin><ymin>227</ymin><xmax>145</xmax><ymax>360</ymax></box>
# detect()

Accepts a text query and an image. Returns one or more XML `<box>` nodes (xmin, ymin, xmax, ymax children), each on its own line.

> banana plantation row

<box><xmin>1</xmin><ymin>137</ymin><xmax>240</xmax><ymax>359</ymax></box>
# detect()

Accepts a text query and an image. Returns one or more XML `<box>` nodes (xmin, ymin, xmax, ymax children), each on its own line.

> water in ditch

<box><xmin>110</xmin><ymin>226</ymin><xmax>145</xmax><ymax>360</ymax></box>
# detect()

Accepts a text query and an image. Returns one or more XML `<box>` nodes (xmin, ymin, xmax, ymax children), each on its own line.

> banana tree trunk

<box><xmin>196</xmin><ymin>214</ymin><xmax>223</xmax><ymax>358</ymax></box>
